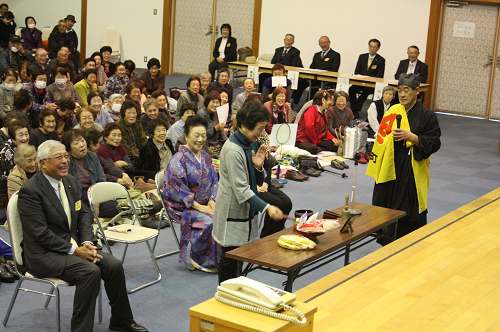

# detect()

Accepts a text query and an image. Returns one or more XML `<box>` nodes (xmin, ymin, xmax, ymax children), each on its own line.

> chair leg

<box><xmin>121</xmin><ymin>243</ymin><xmax>129</xmax><ymax>263</ymax></box>
<box><xmin>55</xmin><ymin>286</ymin><xmax>61</xmax><ymax>332</ymax></box>
<box><xmin>2</xmin><ymin>277</ymin><xmax>23</xmax><ymax>327</ymax></box>
<box><xmin>44</xmin><ymin>285</ymin><xmax>55</xmax><ymax>309</ymax></box>
<box><xmin>154</xmin><ymin>210</ymin><xmax>181</xmax><ymax>260</ymax></box>
<box><xmin>126</xmin><ymin>240</ymin><xmax>162</xmax><ymax>293</ymax></box>
<box><xmin>98</xmin><ymin>284</ymin><xmax>103</xmax><ymax>324</ymax></box>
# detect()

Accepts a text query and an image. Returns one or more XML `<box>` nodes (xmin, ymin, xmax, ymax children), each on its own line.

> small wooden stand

<box><xmin>189</xmin><ymin>298</ymin><xmax>317</xmax><ymax>332</ymax></box>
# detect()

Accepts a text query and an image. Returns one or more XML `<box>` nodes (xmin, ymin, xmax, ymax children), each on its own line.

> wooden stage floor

<box><xmin>295</xmin><ymin>187</ymin><xmax>500</xmax><ymax>332</ymax></box>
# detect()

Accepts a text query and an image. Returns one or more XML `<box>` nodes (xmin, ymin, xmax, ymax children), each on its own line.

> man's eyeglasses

<box><xmin>45</xmin><ymin>153</ymin><xmax>70</xmax><ymax>162</ymax></box>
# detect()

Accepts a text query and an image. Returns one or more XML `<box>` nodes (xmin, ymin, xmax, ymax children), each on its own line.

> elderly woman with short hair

<box><xmin>198</xmin><ymin>71</ymin><xmax>212</xmax><ymax>98</ymax></box>
<box><xmin>176</xmin><ymin>76</ymin><xmax>205</xmax><ymax>120</ymax></box>
<box><xmin>208</xmin><ymin>23</ymin><xmax>237</xmax><ymax>80</ymax></box>
<box><xmin>139</xmin><ymin>97</ymin><xmax>170</xmax><ymax>134</ymax></box>
<box><xmin>263</xmin><ymin>86</ymin><xmax>295</xmax><ymax>134</ymax></box>
<box><xmin>104</xmin><ymin>61</ymin><xmax>129</xmax><ymax>100</ymax></box>
<box><xmin>327</xmin><ymin>90</ymin><xmax>355</xmax><ymax>136</ymax></box>
<box><xmin>367</xmin><ymin>85</ymin><xmax>396</xmax><ymax>136</ymax></box>
<box><xmin>117</xmin><ymin>100</ymin><xmax>148</xmax><ymax>160</ymax></box>
<box><xmin>197</xmin><ymin>91</ymin><xmax>227</xmax><ymax>158</ymax></box>
<box><xmin>74</xmin><ymin>107</ymin><xmax>103</xmax><ymax>132</ymax></box>
<box><xmin>124</xmin><ymin>81</ymin><xmax>146</xmax><ymax>113</ymax></box>
<box><xmin>105</xmin><ymin>93</ymin><xmax>123</xmax><ymax>121</ymax></box>
<box><xmin>7</xmin><ymin>144</ymin><xmax>37</xmax><ymax>199</ymax></box>
<box><xmin>232</xmin><ymin>77</ymin><xmax>255</xmax><ymax>115</ymax></box>
<box><xmin>140</xmin><ymin>58</ymin><xmax>166</xmax><ymax>97</ymax></box>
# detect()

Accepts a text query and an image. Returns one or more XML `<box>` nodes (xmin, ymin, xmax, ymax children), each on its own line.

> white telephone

<box><xmin>215</xmin><ymin>276</ymin><xmax>307</xmax><ymax>326</ymax></box>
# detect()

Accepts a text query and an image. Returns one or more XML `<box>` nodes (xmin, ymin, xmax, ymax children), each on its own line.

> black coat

<box><xmin>310</xmin><ymin>49</ymin><xmax>341</xmax><ymax>72</ymax></box>
<box><xmin>271</xmin><ymin>46</ymin><xmax>303</xmax><ymax>67</ymax></box>
<box><xmin>137</xmin><ymin>138</ymin><xmax>175</xmax><ymax>173</ymax></box>
<box><xmin>213</xmin><ymin>36</ymin><xmax>237</xmax><ymax>62</ymax></box>
<box><xmin>354</xmin><ymin>53</ymin><xmax>385</xmax><ymax>78</ymax></box>
<box><xmin>394</xmin><ymin>59</ymin><xmax>428</xmax><ymax>84</ymax></box>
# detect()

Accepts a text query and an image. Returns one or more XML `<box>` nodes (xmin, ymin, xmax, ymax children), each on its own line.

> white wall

<box><xmin>6</xmin><ymin>0</ymin><xmax>81</xmax><ymax>44</ymax></box>
<box><xmin>86</xmin><ymin>0</ymin><xmax>164</xmax><ymax>69</ymax></box>
<box><xmin>259</xmin><ymin>0</ymin><xmax>432</xmax><ymax>79</ymax></box>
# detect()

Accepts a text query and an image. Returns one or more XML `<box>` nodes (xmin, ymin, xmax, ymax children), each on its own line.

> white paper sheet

<box><xmin>454</xmin><ymin>22</ymin><xmax>475</xmax><ymax>38</ymax></box>
<box><xmin>272</xmin><ymin>76</ymin><xmax>287</xmax><ymax>87</ymax></box>
<box><xmin>216</xmin><ymin>103</ymin><xmax>229</xmax><ymax>124</ymax></box>
<box><xmin>336</xmin><ymin>77</ymin><xmax>350</xmax><ymax>93</ymax></box>
<box><xmin>247</xmin><ymin>65</ymin><xmax>259</xmax><ymax>84</ymax></box>
<box><xmin>269</xmin><ymin>123</ymin><xmax>298</xmax><ymax>146</ymax></box>
<box><xmin>374</xmin><ymin>82</ymin><xmax>388</xmax><ymax>100</ymax></box>
<box><xmin>287</xmin><ymin>70</ymin><xmax>300</xmax><ymax>90</ymax></box>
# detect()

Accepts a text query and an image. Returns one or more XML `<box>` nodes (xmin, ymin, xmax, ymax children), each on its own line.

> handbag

<box><xmin>334</xmin><ymin>127</ymin><xmax>344</xmax><ymax>156</ymax></box>
<box><xmin>169</xmin><ymin>87</ymin><xmax>181</xmax><ymax>100</ymax></box>
<box><xmin>298</xmin><ymin>156</ymin><xmax>322</xmax><ymax>171</ymax></box>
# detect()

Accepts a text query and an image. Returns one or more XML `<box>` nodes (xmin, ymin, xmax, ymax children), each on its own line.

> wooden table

<box><xmin>293</xmin><ymin>187</ymin><xmax>500</xmax><ymax>332</ymax></box>
<box><xmin>228</xmin><ymin>61</ymin><xmax>430</xmax><ymax>91</ymax></box>
<box><xmin>226</xmin><ymin>203</ymin><xmax>406</xmax><ymax>292</ymax></box>
<box><xmin>189</xmin><ymin>298</ymin><xmax>317</xmax><ymax>332</ymax></box>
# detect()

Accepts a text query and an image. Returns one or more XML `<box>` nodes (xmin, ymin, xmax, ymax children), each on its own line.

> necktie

<box><xmin>407</xmin><ymin>63</ymin><xmax>414</xmax><ymax>74</ymax></box>
<box><xmin>281</xmin><ymin>49</ymin><xmax>288</xmax><ymax>59</ymax></box>
<box><xmin>321</xmin><ymin>51</ymin><xmax>326</xmax><ymax>59</ymax></box>
<box><xmin>368</xmin><ymin>56</ymin><xmax>373</xmax><ymax>68</ymax></box>
<box><xmin>59</xmin><ymin>180</ymin><xmax>78</xmax><ymax>246</ymax></box>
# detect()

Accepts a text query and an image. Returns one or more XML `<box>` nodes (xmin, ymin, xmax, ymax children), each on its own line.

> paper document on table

<box><xmin>374</xmin><ymin>82</ymin><xmax>388</xmax><ymax>100</ymax></box>
<box><xmin>353</xmin><ymin>74</ymin><xmax>368</xmax><ymax>78</ymax></box>
<box><xmin>336</xmin><ymin>77</ymin><xmax>350</xmax><ymax>93</ymax></box>
<box><xmin>287</xmin><ymin>70</ymin><xmax>299</xmax><ymax>90</ymax></box>
<box><xmin>247</xmin><ymin>65</ymin><xmax>259</xmax><ymax>84</ymax></box>
<box><xmin>272</xmin><ymin>76</ymin><xmax>287</xmax><ymax>87</ymax></box>
<box><xmin>216</xmin><ymin>103</ymin><xmax>229</xmax><ymax>124</ymax></box>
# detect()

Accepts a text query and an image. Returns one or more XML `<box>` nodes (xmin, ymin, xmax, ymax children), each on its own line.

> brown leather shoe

<box><xmin>285</xmin><ymin>170</ymin><xmax>305</xmax><ymax>181</ymax></box>
<box><xmin>301</xmin><ymin>166</ymin><xmax>321</xmax><ymax>177</ymax></box>
<box><xmin>294</xmin><ymin>170</ymin><xmax>309</xmax><ymax>180</ymax></box>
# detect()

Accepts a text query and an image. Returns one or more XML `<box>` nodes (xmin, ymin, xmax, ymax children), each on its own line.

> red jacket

<box><xmin>296</xmin><ymin>105</ymin><xmax>334</xmax><ymax>144</ymax></box>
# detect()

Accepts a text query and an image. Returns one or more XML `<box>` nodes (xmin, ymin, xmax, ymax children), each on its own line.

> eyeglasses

<box><xmin>45</xmin><ymin>153</ymin><xmax>70</xmax><ymax>162</ymax></box>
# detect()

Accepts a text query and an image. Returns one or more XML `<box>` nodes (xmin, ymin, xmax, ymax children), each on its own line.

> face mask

<box><xmin>10</xmin><ymin>47</ymin><xmax>18</xmax><ymax>53</ymax></box>
<box><xmin>35</xmin><ymin>81</ymin><xmax>46</xmax><ymax>89</ymax></box>
<box><xmin>28</xmin><ymin>23</ymin><xmax>35</xmax><ymax>29</ymax></box>
<box><xmin>55</xmin><ymin>78</ymin><xmax>67</xmax><ymax>86</ymax></box>
<box><xmin>112</xmin><ymin>103</ymin><xmax>122</xmax><ymax>113</ymax></box>
<box><xmin>3</xmin><ymin>83</ymin><xmax>14</xmax><ymax>91</ymax></box>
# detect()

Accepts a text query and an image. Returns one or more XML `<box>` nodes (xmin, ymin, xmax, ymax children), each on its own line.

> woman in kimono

<box><xmin>163</xmin><ymin>115</ymin><xmax>220</xmax><ymax>273</ymax></box>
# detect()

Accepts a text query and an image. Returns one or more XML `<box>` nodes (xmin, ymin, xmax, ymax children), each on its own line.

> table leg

<box><xmin>392</xmin><ymin>220</ymin><xmax>399</xmax><ymax>242</ymax></box>
<box><xmin>344</xmin><ymin>244</ymin><xmax>351</xmax><ymax>266</ymax></box>
<box><xmin>241</xmin><ymin>262</ymin><xmax>254</xmax><ymax>277</ymax></box>
<box><xmin>285</xmin><ymin>270</ymin><xmax>296</xmax><ymax>292</ymax></box>
<box><xmin>307</xmin><ymin>79</ymin><xmax>312</xmax><ymax>100</ymax></box>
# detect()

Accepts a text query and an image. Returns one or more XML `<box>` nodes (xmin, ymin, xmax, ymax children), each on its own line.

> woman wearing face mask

<box><xmin>263</xmin><ymin>87</ymin><xmax>294</xmax><ymax>134</ymax></box>
<box><xmin>21</xmin><ymin>68</ymin><xmax>57</xmax><ymax>114</ymax></box>
<box><xmin>47</xmin><ymin>67</ymin><xmax>82</xmax><ymax>106</ymax></box>
<box><xmin>20</xmin><ymin>16</ymin><xmax>42</xmax><ymax>54</ymax></box>
<box><xmin>91</xmin><ymin>51</ymin><xmax>108</xmax><ymax>92</ymax></box>
<box><xmin>0</xmin><ymin>69</ymin><xmax>17</xmax><ymax>118</ymax></box>
<box><xmin>105</xmin><ymin>94</ymin><xmax>123</xmax><ymax>121</ymax></box>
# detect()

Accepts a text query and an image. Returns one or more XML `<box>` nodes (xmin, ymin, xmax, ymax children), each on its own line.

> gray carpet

<box><xmin>0</xmin><ymin>75</ymin><xmax>499</xmax><ymax>331</ymax></box>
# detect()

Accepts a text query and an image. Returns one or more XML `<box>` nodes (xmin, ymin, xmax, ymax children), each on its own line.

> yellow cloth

<box><xmin>366</xmin><ymin>104</ymin><xmax>430</xmax><ymax>212</ymax></box>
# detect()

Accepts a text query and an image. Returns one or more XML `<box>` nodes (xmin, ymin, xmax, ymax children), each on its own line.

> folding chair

<box><xmin>101</xmin><ymin>28</ymin><xmax>121</xmax><ymax>62</ymax></box>
<box><xmin>2</xmin><ymin>192</ymin><xmax>102</xmax><ymax>332</ymax></box>
<box><xmin>88</xmin><ymin>182</ymin><xmax>161</xmax><ymax>293</ymax></box>
<box><xmin>151</xmin><ymin>170</ymin><xmax>181</xmax><ymax>259</ymax></box>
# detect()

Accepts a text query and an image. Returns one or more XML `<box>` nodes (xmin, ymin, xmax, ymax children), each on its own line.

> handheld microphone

<box><xmin>396</xmin><ymin>114</ymin><xmax>402</xmax><ymax>129</ymax></box>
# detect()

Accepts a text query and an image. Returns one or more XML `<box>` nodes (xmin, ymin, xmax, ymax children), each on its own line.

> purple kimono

<box><xmin>163</xmin><ymin>145</ymin><xmax>220</xmax><ymax>266</ymax></box>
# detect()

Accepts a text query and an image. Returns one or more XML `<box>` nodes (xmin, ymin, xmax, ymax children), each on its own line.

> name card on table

<box><xmin>374</xmin><ymin>82</ymin><xmax>388</xmax><ymax>100</ymax></box>
<box><xmin>247</xmin><ymin>65</ymin><xmax>259</xmax><ymax>84</ymax></box>
<box><xmin>216</xmin><ymin>103</ymin><xmax>229</xmax><ymax>124</ymax></box>
<box><xmin>272</xmin><ymin>76</ymin><xmax>288</xmax><ymax>87</ymax></box>
<box><xmin>336</xmin><ymin>77</ymin><xmax>350</xmax><ymax>93</ymax></box>
<box><xmin>287</xmin><ymin>70</ymin><xmax>300</xmax><ymax>90</ymax></box>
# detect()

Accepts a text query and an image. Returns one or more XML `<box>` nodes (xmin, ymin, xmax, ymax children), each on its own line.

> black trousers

<box><xmin>218</xmin><ymin>245</ymin><xmax>239</xmax><ymax>285</ymax></box>
<box><xmin>258</xmin><ymin>185</ymin><xmax>293</xmax><ymax>238</ymax></box>
<box><xmin>290</xmin><ymin>78</ymin><xmax>310</xmax><ymax>104</ymax></box>
<box><xmin>348</xmin><ymin>85</ymin><xmax>374</xmax><ymax>117</ymax></box>
<box><xmin>258</xmin><ymin>73</ymin><xmax>272</xmax><ymax>93</ymax></box>
<box><xmin>57</xmin><ymin>252</ymin><xmax>133</xmax><ymax>332</ymax></box>
<box><xmin>296</xmin><ymin>139</ymin><xmax>337</xmax><ymax>155</ymax></box>
<box><xmin>208</xmin><ymin>60</ymin><xmax>229</xmax><ymax>81</ymax></box>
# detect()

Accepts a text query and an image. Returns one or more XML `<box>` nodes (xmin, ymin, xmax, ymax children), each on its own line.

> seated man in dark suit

<box><xmin>394</xmin><ymin>45</ymin><xmax>428</xmax><ymax>102</ymax></box>
<box><xmin>259</xmin><ymin>33</ymin><xmax>303</xmax><ymax>94</ymax></box>
<box><xmin>308</xmin><ymin>35</ymin><xmax>341</xmax><ymax>98</ymax></box>
<box><xmin>18</xmin><ymin>140</ymin><xmax>148</xmax><ymax>332</ymax></box>
<box><xmin>349</xmin><ymin>38</ymin><xmax>386</xmax><ymax>118</ymax></box>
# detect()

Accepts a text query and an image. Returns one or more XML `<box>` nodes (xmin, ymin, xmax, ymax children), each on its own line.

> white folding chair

<box><xmin>101</xmin><ymin>28</ymin><xmax>121</xmax><ymax>62</ymax></box>
<box><xmin>14</xmin><ymin>27</ymin><xmax>22</xmax><ymax>37</ymax></box>
<box><xmin>151</xmin><ymin>170</ymin><xmax>181</xmax><ymax>259</ymax></box>
<box><xmin>88</xmin><ymin>182</ymin><xmax>161</xmax><ymax>293</ymax></box>
<box><xmin>2</xmin><ymin>192</ymin><xmax>102</xmax><ymax>332</ymax></box>
<box><xmin>41</xmin><ymin>26</ymin><xmax>52</xmax><ymax>41</ymax></box>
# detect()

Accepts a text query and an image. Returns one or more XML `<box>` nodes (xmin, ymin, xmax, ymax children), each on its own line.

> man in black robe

<box><xmin>372</xmin><ymin>73</ymin><xmax>441</xmax><ymax>245</ymax></box>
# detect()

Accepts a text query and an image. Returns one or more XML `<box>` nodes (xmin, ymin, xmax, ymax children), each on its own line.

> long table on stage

<box><xmin>228</xmin><ymin>61</ymin><xmax>430</xmax><ymax>91</ymax></box>
<box><xmin>226</xmin><ymin>203</ymin><xmax>406</xmax><ymax>292</ymax></box>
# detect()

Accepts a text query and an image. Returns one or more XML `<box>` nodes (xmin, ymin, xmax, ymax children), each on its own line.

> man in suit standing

<box><xmin>18</xmin><ymin>140</ymin><xmax>148</xmax><ymax>332</ymax></box>
<box><xmin>259</xmin><ymin>34</ymin><xmax>304</xmax><ymax>94</ymax></box>
<box><xmin>349</xmin><ymin>39</ymin><xmax>386</xmax><ymax>118</ymax></box>
<box><xmin>394</xmin><ymin>45</ymin><xmax>428</xmax><ymax>102</ymax></box>
<box><xmin>308</xmin><ymin>35</ymin><xmax>341</xmax><ymax>98</ymax></box>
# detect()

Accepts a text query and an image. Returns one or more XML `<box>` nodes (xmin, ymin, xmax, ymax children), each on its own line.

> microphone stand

<box><xmin>350</xmin><ymin>154</ymin><xmax>362</xmax><ymax>216</ymax></box>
